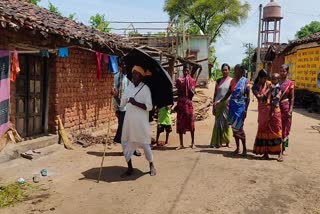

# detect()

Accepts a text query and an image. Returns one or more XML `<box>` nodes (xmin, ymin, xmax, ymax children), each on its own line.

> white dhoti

<box><xmin>119</xmin><ymin>82</ymin><xmax>154</xmax><ymax>164</ymax></box>
<box><xmin>121</xmin><ymin>141</ymin><xmax>153</xmax><ymax>162</ymax></box>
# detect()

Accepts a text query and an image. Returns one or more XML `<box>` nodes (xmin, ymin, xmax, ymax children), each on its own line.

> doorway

<box><xmin>15</xmin><ymin>55</ymin><xmax>48</xmax><ymax>138</ymax></box>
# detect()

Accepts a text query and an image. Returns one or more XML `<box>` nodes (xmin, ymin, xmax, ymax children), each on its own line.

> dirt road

<box><xmin>1</xmin><ymin>83</ymin><xmax>320</xmax><ymax>214</ymax></box>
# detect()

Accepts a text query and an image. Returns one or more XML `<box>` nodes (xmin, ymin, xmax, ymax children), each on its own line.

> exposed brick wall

<box><xmin>271</xmin><ymin>55</ymin><xmax>285</xmax><ymax>73</ymax></box>
<box><xmin>49</xmin><ymin>48</ymin><xmax>115</xmax><ymax>134</ymax></box>
<box><xmin>1</xmin><ymin>30</ymin><xmax>116</xmax><ymax>137</ymax></box>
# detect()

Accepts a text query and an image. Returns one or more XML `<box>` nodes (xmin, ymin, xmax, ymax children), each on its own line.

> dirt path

<box><xmin>1</xmin><ymin>82</ymin><xmax>320</xmax><ymax>214</ymax></box>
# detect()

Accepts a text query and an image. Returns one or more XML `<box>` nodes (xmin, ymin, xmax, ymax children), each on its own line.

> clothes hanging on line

<box><xmin>108</xmin><ymin>55</ymin><xmax>118</xmax><ymax>74</ymax></box>
<box><xmin>39</xmin><ymin>49</ymin><xmax>50</xmax><ymax>58</ymax></box>
<box><xmin>58</xmin><ymin>48</ymin><xmax>69</xmax><ymax>58</ymax></box>
<box><xmin>0</xmin><ymin>50</ymin><xmax>10</xmax><ymax>137</ymax></box>
<box><xmin>10</xmin><ymin>50</ymin><xmax>20</xmax><ymax>82</ymax></box>
<box><xmin>96</xmin><ymin>52</ymin><xmax>103</xmax><ymax>80</ymax></box>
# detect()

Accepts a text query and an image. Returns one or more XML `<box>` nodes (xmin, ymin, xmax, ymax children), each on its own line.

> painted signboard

<box><xmin>285</xmin><ymin>47</ymin><xmax>320</xmax><ymax>93</ymax></box>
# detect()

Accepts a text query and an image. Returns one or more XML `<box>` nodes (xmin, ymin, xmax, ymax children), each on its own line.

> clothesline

<box><xmin>6</xmin><ymin>45</ymin><xmax>112</xmax><ymax>55</ymax></box>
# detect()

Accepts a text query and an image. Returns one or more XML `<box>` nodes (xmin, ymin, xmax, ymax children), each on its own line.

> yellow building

<box><xmin>282</xmin><ymin>32</ymin><xmax>320</xmax><ymax>111</ymax></box>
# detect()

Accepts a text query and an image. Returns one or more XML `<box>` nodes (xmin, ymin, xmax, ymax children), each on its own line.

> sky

<box><xmin>39</xmin><ymin>0</ymin><xmax>320</xmax><ymax>66</ymax></box>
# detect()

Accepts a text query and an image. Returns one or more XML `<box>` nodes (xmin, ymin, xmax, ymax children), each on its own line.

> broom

<box><xmin>97</xmin><ymin>99</ymin><xmax>113</xmax><ymax>183</ymax></box>
<box><xmin>57</xmin><ymin>116</ymin><xmax>73</xmax><ymax>150</ymax></box>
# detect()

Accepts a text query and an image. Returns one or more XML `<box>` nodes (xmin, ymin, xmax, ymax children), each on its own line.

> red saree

<box><xmin>253</xmin><ymin>81</ymin><xmax>282</xmax><ymax>155</ymax></box>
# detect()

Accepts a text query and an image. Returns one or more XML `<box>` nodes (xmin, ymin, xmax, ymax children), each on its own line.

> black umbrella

<box><xmin>123</xmin><ymin>48</ymin><xmax>173</xmax><ymax>108</ymax></box>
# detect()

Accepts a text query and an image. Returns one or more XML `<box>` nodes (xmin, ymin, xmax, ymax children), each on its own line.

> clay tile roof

<box><xmin>0</xmin><ymin>0</ymin><xmax>129</xmax><ymax>54</ymax></box>
<box><xmin>265</xmin><ymin>44</ymin><xmax>287</xmax><ymax>61</ymax></box>
<box><xmin>282</xmin><ymin>32</ymin><xmax>320</xmax><ymax>54</ymax></box>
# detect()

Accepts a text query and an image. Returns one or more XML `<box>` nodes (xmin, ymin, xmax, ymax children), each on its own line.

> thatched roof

<box><xmin>282</xmin><ymin>32</ymin><xmax>320</xmax><ymax>54</ymax></box>
<box><xmin>0</xmin><ymin>0</ymin><xmax>128</xmax><ymax>54</ymax></box>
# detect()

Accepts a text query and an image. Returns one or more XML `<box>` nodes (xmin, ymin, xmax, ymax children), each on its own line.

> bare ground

<box><xmin>0</xmin><ymin>82</ymin><xmax>320</xmax><ymax>214</ymax></box>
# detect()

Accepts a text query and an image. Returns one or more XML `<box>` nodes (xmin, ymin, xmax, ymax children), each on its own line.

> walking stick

<box><xmin>97</xmin><ymin>99</ymin><xmax>112</xmax><ymax>183</ymax></box>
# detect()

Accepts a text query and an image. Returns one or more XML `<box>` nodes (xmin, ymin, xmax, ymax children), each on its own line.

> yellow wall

<box><xmin>285</xmin><ymin>47</ymin><xmax>320</xmax><ymax>93</ymax></box>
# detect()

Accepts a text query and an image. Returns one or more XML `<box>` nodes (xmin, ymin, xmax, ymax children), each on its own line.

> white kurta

<box><xmin>120</xmin><ymin>82</ymin><xmax>153</xmax><ymax>144</ymax></box>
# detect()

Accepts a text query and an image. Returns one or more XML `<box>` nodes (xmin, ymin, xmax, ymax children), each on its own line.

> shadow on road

<box><xmin>151</xmin><ymin>145</ymin><xmax>178</xmax><ymax>151</ymax></box>
<box><xmin>195</xmin><ymin>145</ymin><xmax>212</xmax><ymax>149</ymax></box>
<box><xmin>80</xmin><ymin>166</ymin><xmax>148</xmax><ymax>183</ymax></box>
<box><xmin>198</xmin><ymin>149</ymin><xmax>280</xmax><ymax>161</ymax></box>
<box><xmin>87</xmin><ymin>151</ymin><xmax>123</xmax><ymax>157</ymax></box>
<box><xmin>293</xmin><ymin>108</ymin><xmax>320</xmax><ymax>120</ymax></box>
<box><xmin>198</xmin><ymin>149</ymin><xmax>256</xmax><ymax>160</ymax></box>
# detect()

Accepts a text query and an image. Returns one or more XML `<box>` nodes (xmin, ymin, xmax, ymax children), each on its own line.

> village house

<box><xmin>0</xmin><ymin>0</ymin><xmax>128</xmax><ymax>149</ymax></box>
<box><xmin>255</xmin><ymin>33</ymin><xmax>320</xmax><ymax>112</ymax></box>
<box><xmin>280</xmin><ymin>32</ymin><xmax>320</xmax><ymax>111</ymax></box>
<box><xmin>177</xmin><ymin>35</ymin><xmax>210</xmax><ymax>87</ymax></box>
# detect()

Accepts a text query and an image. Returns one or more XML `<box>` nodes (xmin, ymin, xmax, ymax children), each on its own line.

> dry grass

<box><xmin>0</xmin><ymin>182</ymin><xmax>36</xmax><ymax>208</ymax></box>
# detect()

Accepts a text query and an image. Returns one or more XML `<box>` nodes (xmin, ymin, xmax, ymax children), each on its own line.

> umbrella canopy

<box><xmin>123</xmin><ymin>48</ymin><xmax>173</xmax><ymax>108</ymax></box>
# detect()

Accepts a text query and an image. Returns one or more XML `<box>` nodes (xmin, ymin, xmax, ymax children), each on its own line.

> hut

<box><xmin>0</xmin><ymin>0</ymin><xmax>128</xmax><ymax>142</ymax></box>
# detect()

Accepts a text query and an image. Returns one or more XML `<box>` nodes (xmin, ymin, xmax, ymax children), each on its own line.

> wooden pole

<box><xmin>97</xmin><ymin>99</ymin><xmax>112</xmax><ymax>183</ymax></box>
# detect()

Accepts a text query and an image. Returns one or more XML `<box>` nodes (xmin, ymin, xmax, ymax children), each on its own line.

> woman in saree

<box><xmin>175</xmin><ymin>63</ymin><xmax>196</xmax><ymax>150</ymax></box>
<box><xmin>252</xmin><ymin>69</ymin><xmax>283</xmax><ymax>161</ymax></box>
<box><xmin>210</xmin><ymin>63</ymin><xmax>232</xmax><ymax>148</ymax></box>
<box><xmin>215</xmin><ymin>64</ymin><xmax>250</xmax><ymax>155</ymax></box>
<box><xmin>279</xmin><ymin>64</ymin><xmax>294</xmax><ymax>155</ymax></box>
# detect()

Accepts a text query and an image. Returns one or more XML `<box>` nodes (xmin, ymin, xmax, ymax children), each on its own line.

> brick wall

<box><xmin>49</xmin><ymin>48</ymin><xmax>115</xmax><ymax>134</ymax></box>
<box><xmin>271</xmin><ymin>55</ymin><xmax>285</xmax><ymax>73</ymax></box>
<box><xmin>1</xmin><ymin>29</ymin><xmax>116</xmax><ymax>137</ymax></box>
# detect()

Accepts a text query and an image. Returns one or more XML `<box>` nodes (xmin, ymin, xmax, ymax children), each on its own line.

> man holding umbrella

<box><xmin>112</xmin><ymin>62</ymin><xmax>141</xmax><ymax>157</ymax></box>
<box><xmin>119</xmin><ymin>65</ymin><xmax>156</xmax><ymax>177</ymax></box>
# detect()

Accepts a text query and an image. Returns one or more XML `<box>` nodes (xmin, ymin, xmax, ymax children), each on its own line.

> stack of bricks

<box><xmin>48</xmin><ymin>48</ymin><xmax>115</xmax><ymax>134</ymax></box>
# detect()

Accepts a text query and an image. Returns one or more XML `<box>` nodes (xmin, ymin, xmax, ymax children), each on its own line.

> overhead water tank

<box><xmin>263</xmin><ymin>0</ymin><xmax>283</xmax><ymax>20</ymax></box>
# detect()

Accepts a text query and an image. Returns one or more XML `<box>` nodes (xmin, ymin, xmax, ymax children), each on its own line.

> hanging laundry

<box><xmin>39</xmin><ymin>49</ymin><xmax>49</xmax><ymax>58</ymax></box>
<box><xmin>58</xmin><ymin>47</ymin><xmax>69</xmax><ymax>58</ymax></box>
<box><xmin>0</xmin><ymin>50</ymin><xmax>10</xmax><ymax>137</ymax></box>
<box><xmin>103</xmin><ymin>54</ymin><xmax>109</xmax><ymax>64</ymax></box>
<box><xmin>108</xmin><ymin>55</ymin><xmax>118</xmax><ymax>74</ymax></box>
<box><xmin>10</xmin><ymin>50</ymin><xmax>20</xmax><ymax>82</ymax></box>
<box><xmin>96</xmin><ymin>52</ymin><xmax>103</xmax><ymax>80</ymax></box>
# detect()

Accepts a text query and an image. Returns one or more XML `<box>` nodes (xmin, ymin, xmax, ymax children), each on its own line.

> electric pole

<box><xmin>245</xmin><ymin>43</ymin><xmax>253</xmax><ymax>78</ymax></box>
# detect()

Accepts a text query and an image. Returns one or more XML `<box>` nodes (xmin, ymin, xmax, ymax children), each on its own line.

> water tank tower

<box><xmin>261</xmin><ymin>0</ymin><xmax>283</xmax><ymax>48</ymax></box>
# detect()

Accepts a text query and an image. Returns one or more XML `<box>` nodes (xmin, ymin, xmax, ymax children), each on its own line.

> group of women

<box><xmin>210</xmin><ymin>63</ymin><xmax>294</xmax><ymax>161</ymax></box>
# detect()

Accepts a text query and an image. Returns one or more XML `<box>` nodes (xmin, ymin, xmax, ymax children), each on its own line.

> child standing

<box><xmin>156</xmin><ymin>106</ymin><xmax>172</xmax><ymax>146</ymax></box>
<box><xmin>265</xmin><ymin>73</ymin><xmax>282</xmax><ymax>116</ymax></box>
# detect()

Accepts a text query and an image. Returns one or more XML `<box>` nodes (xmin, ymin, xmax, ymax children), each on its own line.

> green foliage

<box><xmin>90</xmin><ymin>14</ymin><xmax>111</xmax><ymax>33</ymax></box>
<box><xmin>27</xmin><ymin>0</ymin><xmax>41</xmax><ymax>5</ymax></box>
<box><xmin>0</xmin><ymin>183</ymin><xmax>36</xmax><ymax>208</ymax></box>
<box><xmin>241</xmin><ymin>44</ymin><xmax>256</xmax><ymax>73</ymax></box>
<box><xmin>295</xmin><ymin>21</ymin><xmax>320</xmax><ymax>39</ymax></box>
<box><xmin>153</xmin><ymin>32</ymin><xmax>167</xmax><ymax>37</ymax></box>
<box><xmin>48</xmin><ymin>2</ymin><xmax>62</xmax><ymax>16</ymax></box>
<box><xmin>164</xmin><ymin>0</ymin><xmax>250</xmax><ymax>43</ymax></box>
<box><xmin>128</xmin><ymin>30</ymin><xmax>142</xmax><ymax>37</ymax></box>
<box><xmin>68</xmin><ymin>13</ymin><xmax>76</xmax><ymax>21</ymax></box>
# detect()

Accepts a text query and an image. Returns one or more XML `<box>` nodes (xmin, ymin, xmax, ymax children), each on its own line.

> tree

<box><xmin>48</xmin><ymin>2</ymin><xmax>62</xmax><ymax>16</ymax></box>
<box><xmin>241</xmin><ymin>43</ymin><xmax>256</xmax><ymax>74</ymax></box>
<box><xmin>68</xmin><ymin>13</ymin><xmax>76</xmax><ymax>21</ymax></box>
<box><xmin>90</xmin><ymin>14</ymin><xmax>111</xmax><ymax>33</ymax></box>
<box><xmin>27</xmin><ymin>0</ymin><xmax>41</xmax><ymax>5</ymax></box>
<box><xmin>295</xmin><ymin>21</ymin><xmax>320</xmax><ymax>39</ymax></box>
<box><xmin>164</xmin><ymin>0</ymin><xmax>250</xmax><ymax>43</ymax></box>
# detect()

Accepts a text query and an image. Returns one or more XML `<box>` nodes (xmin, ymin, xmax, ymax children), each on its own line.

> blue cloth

<box><xmin>39</xmin><ymin>50</ymin><xmax>49</xmax><ymax>58</ymax></box>
<box><xmin>58</xmin><ymin>48</ymin><xmax>69</xmax><ymax>58</ymax></box>
<box><xmin>108</xmin><ymin>55</ymin><xmax>118</xmax><ymax>74</ymax></box>
<box><xmin>229</xmin><ymin>77</ymin><xmax>249</xmax><ymax>130</ymax></box>
<box><xmin>113</xmin><ymin>72</ymin><xmax>128</xmax><ymax>112</ymax></box>
<box><xmin>0</xmin><ymin>50</ymin><xmax>10</xmax><ymax>137</ymax></box>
